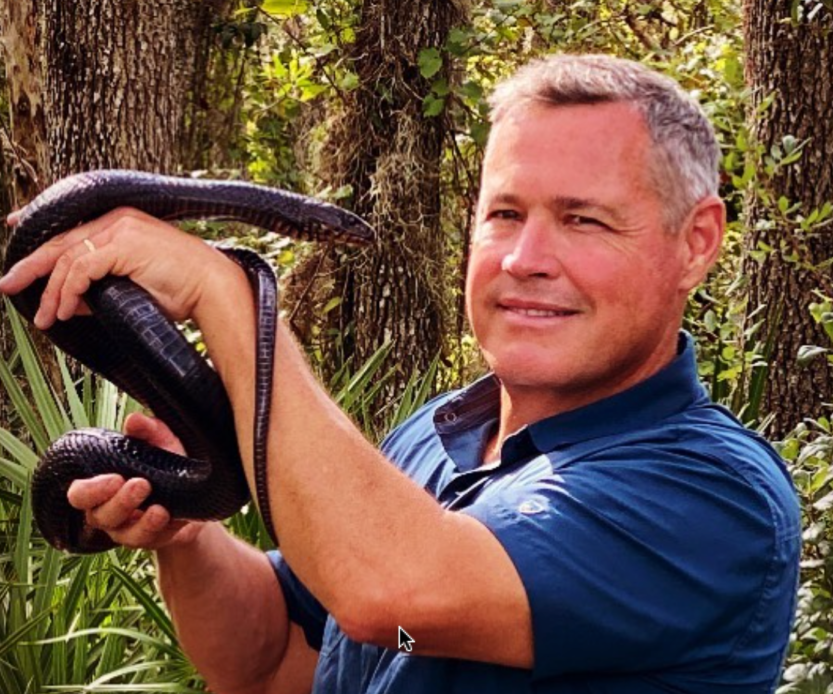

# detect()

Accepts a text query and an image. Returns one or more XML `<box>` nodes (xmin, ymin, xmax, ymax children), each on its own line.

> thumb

<box><xmin>124</xmin><ymin>412</ymin><xmax>186</xmax><ymax>456</ymax></box>
<box><xmin>6</xmin><ymin>209</ymin><xmax>23</xmax><ymax>227</ymax></box>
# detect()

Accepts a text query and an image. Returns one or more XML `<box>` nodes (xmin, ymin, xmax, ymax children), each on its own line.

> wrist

<box><xmin>191</xmin><ymin>249</ymin><xmax>252</xmax><ymax>327</ymax></box>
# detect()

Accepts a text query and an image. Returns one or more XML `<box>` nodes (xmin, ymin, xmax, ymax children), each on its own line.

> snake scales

<box><xmin>2</xmin><ymin>170</ymin><xmax>375</xmax><ymax>554</ymax></box>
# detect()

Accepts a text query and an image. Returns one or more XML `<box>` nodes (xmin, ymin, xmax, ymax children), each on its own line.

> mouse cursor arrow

<box><xmin>398</xmin><ymin>626</ymin><xmax>415</xmax><ymax>652</ymax></box>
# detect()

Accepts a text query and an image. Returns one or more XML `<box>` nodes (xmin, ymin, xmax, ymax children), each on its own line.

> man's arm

<box><xmin>156</xmin><ymin>523</ymin><xmax>318</xmax><ymax>694</ymax></box>
<box><xmin>194</xmin><ymin>252</ymin><xmax>533</xmax><ymax>667</ymax></box>
<box><xmin>0</xmin><ymin>210</ymin><xmax>533</xmax><ymax>667</ymax></box>
<box><xmin>64</xmin><ymin>415</ymin><xmax>318</xmax><ymax>694</ymax></box>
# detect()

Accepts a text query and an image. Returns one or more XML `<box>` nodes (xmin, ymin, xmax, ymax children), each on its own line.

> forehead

<box><xmin>482</xmin><ymin>102</ymin><xmax>657</xmax><ymax>200</ymax></box>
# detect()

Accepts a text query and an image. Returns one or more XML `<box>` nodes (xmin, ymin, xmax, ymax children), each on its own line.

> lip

<box><xmin>497</xmin><ymin>298</ymin><xmax>581</xmax><ymax>316</ymax></box>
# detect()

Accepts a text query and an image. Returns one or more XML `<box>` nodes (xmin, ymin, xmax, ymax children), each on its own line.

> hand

<box><xmin>67</xmin><ymin>413</ymin><xmax>207</xmax><ymax>550</ymax></box>
<box><xmin>0</xmin><ymin>207</ymin><xmax>237</xmax><ymax>328</ymax></box>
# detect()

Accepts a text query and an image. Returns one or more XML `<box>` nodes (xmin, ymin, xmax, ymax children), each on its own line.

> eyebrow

<box><xmin>485</xmin><ymin>192</ymin><xmax>628</xmax><ymax>226</ymax></box>
<box><xmin>552</xmin><ymin>195</ymin><xmax>628</xmax><ymax>225</ymax></box>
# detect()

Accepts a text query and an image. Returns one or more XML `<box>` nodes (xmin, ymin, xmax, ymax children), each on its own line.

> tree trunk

<box><xmin>285</xmin><ymin>0</ymin><xmax>465</xmax><ymax>415</ymax></box>
<box><xmin>0</xmin><ymin>0</ymin><xmax>231</xmax><ymax>418</ymax></box>
<box><xmin>742</xmin><ymin>3</ymin><xmax>833</xmax><ymax>437</ymax></box>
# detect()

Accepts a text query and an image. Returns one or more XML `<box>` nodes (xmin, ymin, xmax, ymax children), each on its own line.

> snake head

<box><xmin>336</xmin><ymin>209</ymin><xmax>377</xmax><ymax>246</ymax></box>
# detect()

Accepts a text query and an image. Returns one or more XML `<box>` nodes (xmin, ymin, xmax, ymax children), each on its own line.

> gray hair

<box><xmin>487</xmin><ymin>54</ymin><xmax>720</xmax><ymax>232</ymax></box>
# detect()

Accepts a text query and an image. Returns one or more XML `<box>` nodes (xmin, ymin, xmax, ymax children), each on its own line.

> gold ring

<box><xmin>83</xmin><ymin>238</ymin><xmax>96</xmax><ymax>253</ymax></box>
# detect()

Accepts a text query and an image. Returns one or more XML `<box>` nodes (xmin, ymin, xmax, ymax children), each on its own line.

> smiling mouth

<box><xmin>500</xmin><ymin>306</ymin><xmax>579</xmax><ymax>318</ymax></box>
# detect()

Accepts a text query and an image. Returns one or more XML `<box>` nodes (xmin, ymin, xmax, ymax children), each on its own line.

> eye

<box><xmin>566</xmin><ymin>214</ymin><xmax>608</xmax><ymax>229</ymax></box>
<box><xmin>487</xmin><ymin>209</ymin><xmax>522</xmax><ymax>222</ymax></box>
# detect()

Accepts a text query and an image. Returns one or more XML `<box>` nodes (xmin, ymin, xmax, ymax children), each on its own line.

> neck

<box><xmin>483</xmin><ymin>336</ymin><xmax>680</xmax><ymax>466</ymax></box>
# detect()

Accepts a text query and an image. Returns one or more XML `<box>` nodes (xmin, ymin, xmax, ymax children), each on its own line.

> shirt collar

<box><xmin>527</xmin><ymin>332</ymin><xmax>709</xmax><ymax>453</ymax></box>
<box><xmin>435</xmin><ymin>332</ymin><xmax>708</xmax><ymax>466</ymax></box>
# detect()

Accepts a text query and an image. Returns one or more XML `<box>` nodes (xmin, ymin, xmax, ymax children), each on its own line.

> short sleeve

<box><xmin>267</xmin><ymin>550</ymin><xmax>328</xmax><ymax>651</ymax></box>
<box><xmin>460</xmin><ymin>454</ymin><xmax>777</xmax><ymax>680</ymax></box>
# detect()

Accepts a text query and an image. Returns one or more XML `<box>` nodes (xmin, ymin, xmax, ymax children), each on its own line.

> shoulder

<box><xmin>658</xmin><ymin>402</ymin><xmax>800</xmax><ymax>540</ymax></box>
<box><xmin>543</xmin><ymin>401</ymin><xmax>803</xmax><ymax>602</ymax></box>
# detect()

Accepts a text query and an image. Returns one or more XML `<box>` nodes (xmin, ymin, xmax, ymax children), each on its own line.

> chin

<box><xmin>488</xmin><ymin>353</ymin><xmax>576</xmax><ymax>389</ymax></box>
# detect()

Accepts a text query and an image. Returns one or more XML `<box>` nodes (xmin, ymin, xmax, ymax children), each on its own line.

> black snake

<box><xmin>2</xmin><ymin>170</ymin><xmax>375</xmax><ymax>553</ymax></box>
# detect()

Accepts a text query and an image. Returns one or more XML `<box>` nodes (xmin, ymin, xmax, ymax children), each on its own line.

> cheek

<box><xmin>465</xmin><ymin>248</ymin><xmax>507</xmax><ymax>344</ymax></box>
<box><xmin>465</xmin><ymin>246</ymin><xmax>497</xmax><ymax>305</ymax></box>
<box><xmin>563</xmin><ymin>247</ymin><xmax>661</xmax><ymax>310</ymax></box>
<box><xmin>581</xmin><ymin>251</ymin><xmax>682</xmax><ymax>318</ymax></box>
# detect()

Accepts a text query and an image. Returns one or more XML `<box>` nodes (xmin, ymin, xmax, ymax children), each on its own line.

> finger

<box><xmin>0</xmin><ymin>207</ymin><xmax>131</xmax><ymax>295</ymax></box>
<box><xmin>54</xmin><ymin>238</ymin><xmax>116</xmax><ymax>321</ymax></box>
<box><xmin>124</xmin><ymin>413</ymin><xmax>187</xmax><ymax>455</ymax></box>
<box><xmin>109</xmin><ymin>505</ymin><xmax>174</xmax><ymax>549</ymax></box>
<box><xmin>0</xmin><ymin>230</ymin><xmax>72</xmax><ymax>295</ymax></box>
<box><xmin>86</xmin><ymin>477</ymin><xmax>152</xmax><ymax>531</ymax></box>
<box><xmin>67</xmin><ymin>474</ymin><xmax>126</xmax><ymax>510</ymax></box>
<box><xmin>111</xmin><ymin>512</ymin><xmax>205</xmax><ymax>550</ymax></box>
<box><xmin>33</xmin><ymin>238</ymin><xmax>116</xmax><ymax>329</ymax></box>
<box><xmin>32</xmin><ymin>239</ymin><xmax>93</xmax><ymax>327</ymax></box>
<box><xmin>7</xmin><ymin>209</ymin><xmax>23</xmax><ymax>227</ymax></box>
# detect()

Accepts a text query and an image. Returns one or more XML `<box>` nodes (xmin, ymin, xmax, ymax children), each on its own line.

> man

<box><xmin>0</xmin><ymin>54</ymin><xmax>800</xmax><ymax>693</ymax></box>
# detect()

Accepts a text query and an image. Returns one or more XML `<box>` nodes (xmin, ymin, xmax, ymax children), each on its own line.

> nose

<box><xmin>500</xmin><ymin>217</ymin><xmax>562</xmax><ymax>279</ymax></box>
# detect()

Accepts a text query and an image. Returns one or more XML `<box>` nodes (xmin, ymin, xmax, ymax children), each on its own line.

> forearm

<box><xmin>156</xmin><ymin>523</ymin><xmax>291</xmax><ymax>694</ymax></box>
<box><xmin>192</xmin><ymin>258</ymin><xmax>452</xmax><ymax>635</ymax></box>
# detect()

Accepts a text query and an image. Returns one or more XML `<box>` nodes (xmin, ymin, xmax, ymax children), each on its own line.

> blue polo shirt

<box><xmin>268</xmin><ymin>333</ymin><xmax>800</xmax><ymax>693</ymax></box>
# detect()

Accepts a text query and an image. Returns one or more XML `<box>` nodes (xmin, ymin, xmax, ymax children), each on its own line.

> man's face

<box><xmin>466</xmin><ymin>102</ymin><xmax>702</xmax><ymax>414</ymax></box>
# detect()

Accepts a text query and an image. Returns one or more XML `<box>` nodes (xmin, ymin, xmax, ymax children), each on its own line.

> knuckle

<box><xmin>55</xmin><ymin>253</ymin><xmax>74</xmax><ymax>269</ymax></box>
<box><xmin>45</xmin><ymin>232</ymin><xmax>69</xmax><ymax>249</ymax></box>
<box><xmin>112</xmin><ymin>206</ymin><xmax>138</xmax><ymax>218</ymax></box>
<box><xmin>110</xmin><ymin>207</ymin><xmax>144</xmax><ymax>229</ymax></box>
<box><xmin>125</xmin><ymin>520</ymin><xmax>162</xmax><ymax>549</ymax></box>
<box><xmin>86</xmin><ymin>508</ymin><xmax>111</xmax><ymax>530</ymax></box>
<box><xmin>94</xmin><ymin>227</ymin><xmax>116</xmax><ymax>245</ymax></box>
<box><xmin>70</xmin><ymin>254</ymin><xmax>92</xmax><ymax>274</ymax></box>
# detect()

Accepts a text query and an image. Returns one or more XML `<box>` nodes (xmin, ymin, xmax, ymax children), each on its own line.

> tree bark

<box><xmin>285</xmin><ymin>0</ymin><xmax>465</xmax><ymax>415</ymax></box>
<box><xmin>743</xmin><ymin>3</ymin><xmax>833</xmax><ymax>436</ymax></box>
<box><xmin>0</xmin><ymin>0</ymin><xmax>231</xmax><ymax>415</ymax></box>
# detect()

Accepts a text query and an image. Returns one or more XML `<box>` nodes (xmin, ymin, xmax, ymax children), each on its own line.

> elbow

<box><xmin>331</xmin><ymin>581</ymin><xmax>411</xmax><ymax>648</ymax></box>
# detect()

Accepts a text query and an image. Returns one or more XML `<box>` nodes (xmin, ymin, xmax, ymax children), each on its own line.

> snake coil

<box><xmin>2</xmin><ymin>170</ymin><xmax>375</xmax><ymax>553</ymax></box>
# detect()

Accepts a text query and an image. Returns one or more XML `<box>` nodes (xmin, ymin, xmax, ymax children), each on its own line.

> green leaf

<box><xmin>316</xmin><ymin>8</ymin><xmax>331</xmax><ymax>30</ymax></box>
<box><xmin>0</xmin><ymin>429</ymin><xmax>39</xmax><ymax>471</ymax></box>
<box><xmin>33</xmin><ymin>627</ymin><xmax>182</xmax><ymax>659</ymax></box>
<box><xmin>339</xmin><ymin>71</ymin><xmax>359</xmax><ymax>91</ymax></box>
<box><xmin>323</xmin><ymin>297</ymin><xmax>342</xmax><ymax>314</ymax></box>
<box><xmin>458</xmin><ymin>80</ymin><xmax>483</xmax><ymax>101</ymax></box>
<box><xmin>423</xmin><ymin>95</ymin><xmax>445</xmax><ymax>117</ymax></box>
<box><xmin>261</xmin><ymin>0</ymin><xmax>308</xmax><ymax>16</ymax></box>
<box><xmin>445</xmin><ymin>28</ymin><xmax>470</xmax><ymax>56</ymax></box>
<box><xmin>0</xmin><ymin>607</ymin><xmax>53</xmax><ymax>659</ymax></box>
<box><xmin>470</xmin><ymin>121</ymin><xmax>490</xmax><ymax>148</ymax></box>
<box><xmin>418</xmin><ymin>48</ymin><xmax>443</xmax><ymax>79</ymax></box>
<box><xmin>110</xmin><ymin>567</ymin><xmax>178</xmax><ymax>644</ymax></box>
<box><xmin>59</xmin><ymin>352</ymin><xmax>89</xmax><ymax>428</ymax></box>
<box><xmin>0</xmin><ymin>456</ymin><xmax>30</xmax><ymax>488</ymax></box>
<box><xmin>8</xmin><ymin>300</ymin><xmax>68</xmax><ymax>441</ymax></box>
<box><xmin>431</xmin><ymin>78</ymin><xmax>450</xmax><ymax>97</ymax></box>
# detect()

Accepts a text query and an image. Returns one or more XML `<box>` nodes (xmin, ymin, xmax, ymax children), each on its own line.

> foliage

<box><xmin>0</xmin><ymin>296</ymin><xmax>438</xmax><ymax>690</ymax></box>
<box><xmin>0</xmin><ymin>300</ymin><xmax>201</xmax><ymax>692</ymax></box>
<box><xmin>777</xmin><ymin>417</ymin><xmax>833</xmax><ymax>693</ymax></box>
<box><xmin>3</xmin><ymin>0</ymin><xmax>833</xmax><ymax>689</ymax></box>
<box><xmin>773</xmin><ymin>303</ymin><xmax>833</xmax><ymax>693</ymax></box>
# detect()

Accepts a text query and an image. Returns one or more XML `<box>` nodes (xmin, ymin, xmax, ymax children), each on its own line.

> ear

<box><xmin>678</xmin><ymin>195</ymin><xmax>725</xmax><ymax>292</ymax></box>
